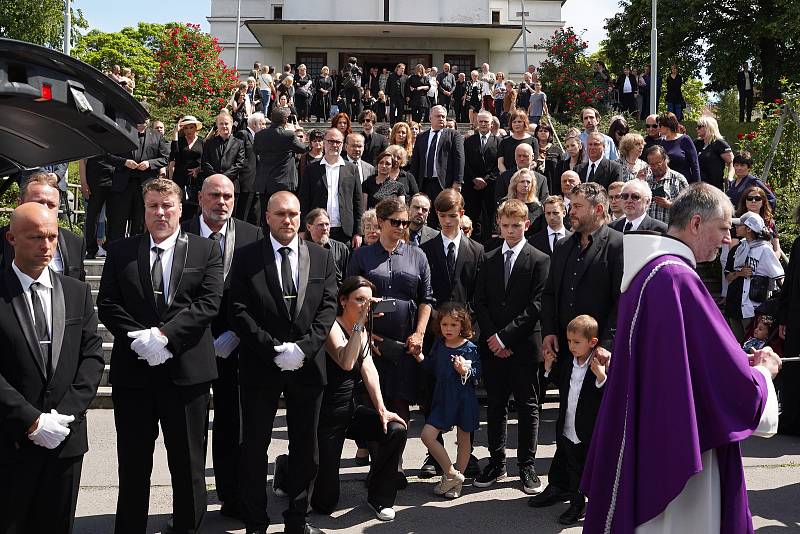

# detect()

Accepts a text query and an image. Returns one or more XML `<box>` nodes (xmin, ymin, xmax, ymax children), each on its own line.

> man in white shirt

<box><xmin>610</xmin><ymin>180</ymin><xmax>668</xmax><ymax>234</ymax></box>
<box><xmin>344</xmin><ymin>133</ymin><xmax>375</xmax><ymax>184</ymax></box>
<box><xmin>575</xmin><ymin>131</ymin><xmax>625</xmax><ymax>190</ymax></box>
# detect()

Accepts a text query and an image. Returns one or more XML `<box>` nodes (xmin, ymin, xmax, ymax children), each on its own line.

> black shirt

<box><xmin>499</xmin><ymin>135</ymin><xmax>540</xmax><ymax>171</ymax></box>
<box><xmin>695</xmin><ymin>138</ymin><xmax>732</xmax><ymax>190</ymax></box>
<box><xmin>323</xmin><ymin>320</ymin><xmax>363</xmax><ymax>408</ymax></box>
<box><xmin>559</xmin><ymin>226</ymin><xmax>602</xmax><ymax>330</ymax></box>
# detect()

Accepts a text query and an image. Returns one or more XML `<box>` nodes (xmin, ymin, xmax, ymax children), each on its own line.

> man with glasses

<box><xmin>358</xmin><ymin>109</ymin><xmax>389</xmax><ymax>166</ymax></box>
<box><xmin>299</xmin><ymin>128</ymin><xmax>363</xmax><ymax>248</ymax></box>
<box><xmin>610</xmin><ymin>180</ymin><xmax>667</xmax><ymax>234</ymax></box>
<box><xmin>642</xmin><ymin>114</ymin><xmax>661</xmax><ymax>160</ymax></box>
<box><xmin>344</xmin><ymin>133</ymin><xmax>375</xmax><ymax>184</ymax></box>
<box><xmin>645</xmin><ymin>145</ymin><xmax>689</xmax><ymax>224</ymax></box>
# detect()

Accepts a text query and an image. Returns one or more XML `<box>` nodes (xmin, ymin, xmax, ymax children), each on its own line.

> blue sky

<box><xmin>73</xmin><ymin>0</ymin><xmax>620</xmax><ymax>53</ymax></box>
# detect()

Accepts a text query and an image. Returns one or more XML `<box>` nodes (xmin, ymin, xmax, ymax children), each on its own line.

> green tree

<box><xmin>0</xmin><ymin>0</ymin><xmax>87</xmax><ymax>50</ymax></box>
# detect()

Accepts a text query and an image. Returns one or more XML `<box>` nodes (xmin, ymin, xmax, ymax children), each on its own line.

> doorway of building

<box><xmin>337</xmin><ymin>52</ymin><xmax>433</xmax><ymax>75</ymax></box>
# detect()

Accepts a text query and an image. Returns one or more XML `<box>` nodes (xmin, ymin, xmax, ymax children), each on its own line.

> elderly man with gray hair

<box><xmin>609</xmin><ymin>180</ymin><xmax>668</xmax><ymax>234</ymax></box>
<box><xmin>234</xmin><ymin>112</ymin><xmax>268</xmax><ymax>225</ymax></box>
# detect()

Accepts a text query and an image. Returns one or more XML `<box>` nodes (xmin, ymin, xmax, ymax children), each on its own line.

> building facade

<box><xmin>208</xmin><ymin>0</ymin><xmax>566</xmax><ymax>79</ymax></box>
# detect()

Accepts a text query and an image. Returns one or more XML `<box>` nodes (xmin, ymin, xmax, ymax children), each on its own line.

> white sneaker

<box><xmin>368</xmin><ymin>502</ymin><xmax>395</xmax><ymax>521</ymax></box>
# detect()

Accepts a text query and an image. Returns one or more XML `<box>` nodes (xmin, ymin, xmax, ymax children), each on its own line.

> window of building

<box><xmin>273</xmin><ymin>6</ymin><xmax>283</xmax><ymax>20</ymax></box>
<box><xmin>296</xmin><ymin>52</ymin><xmax>326</xmax><ymax>78</ymax></box>
<box><xmin>444</xmin><ymin>55</ymin><xmax>476</xmax><ymax>78</ymax></box>
<box><xmin>491</xmin><ymin>10</ymin><xmax>500</xmax><ymax>24</ymax></box>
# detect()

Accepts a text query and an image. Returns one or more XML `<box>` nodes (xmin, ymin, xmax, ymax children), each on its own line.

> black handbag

<box><xmin>749</xmin><ymin>275</ymin><xmax>770</xmax><ymax>302</ymax></box>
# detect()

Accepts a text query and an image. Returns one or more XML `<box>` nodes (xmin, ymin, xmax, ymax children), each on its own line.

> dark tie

<box><xmin>550</xmin><ymin>232</ymin><xmax>561</xmax><ymax>252</ymax></box>
<box><xmin>446</xmin><ymin>242</ymin><xmax>456</xmax><ymax>282</ymax></box>
<box><xmin>481</xmin><ymin>135</ymin><xmax>487</xmax><ymax>152</ymax></box>
<box><xmin>218</xmin><ymin>137</ymin><xmax>228</xmax><ymax>161</ymax></box>
<box><xmin>279</xmin><ymin>247</ymin><xmax>297</xmax><ymax>315</ymax></box>
<box><xmin>151</xmin><ymin>246</ymin><xmax>166</xmax><ymax>314</ymax></box>
<box><xmin>503</xmin><ymin>249</ymin><xmax>514</xmax><ymax>289</ymax></box>
<box><xmin>209</xmin><ymin>231</ymin><xmax>223</xmax><ymax>253</ymax></box>
<box><xmin>30</xmin><ymin>282</ymin><xmax>51</xmax><ymax>374</ymax></box>
<box><xmin>623</xmin><ymin>221</ymin><xmax>633</xmax><ymax>233</ymax></box>
<box><xmin>588</xmin><ymin>163</ymin><xmax>596</xmax><ymax>182</ymax></box>
<box><xmin>426</xmin><ymin>130</ymin><xmax>440</xmax><ymax>178</ymax></box>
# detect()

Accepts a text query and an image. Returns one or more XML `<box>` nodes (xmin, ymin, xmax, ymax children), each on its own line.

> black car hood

<box><xmin>0</xmin><ymin>38</ymin><xmax>149</xmax><ymax>176</ymax></box>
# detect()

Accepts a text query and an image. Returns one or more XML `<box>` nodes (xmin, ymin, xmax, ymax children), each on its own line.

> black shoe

<box><xmin>519</xmin><ymin>465</ymin><xmax>543</xmax><ymax>495</ymax></box>
<box><xmin>558</xmin><ymin>501</ymin><xmax>586</xmax><ymax>526</ymax></box>
<box><xmin>473</xmin><ymin>462</ymin><xmax>506</xmax><ymax>488</ymax></box>
<box><xmin>246</xmin><ymin>529</ymin><xmax>267</xmax><ymax>534</ymax></box>
<box><xmin>85</xmin><ymin>251</ymin><xmax>97</xmax><ymax>260</ymax></box>
<box><xmin>291</xmin><ymin>524</ymin><xmax>325</xmax><ymax>534</ymax></box>
<box><xmin>219</xmin><ymin>500</ymin><xmax>243</xmax><ymax>519</ymax></box>
<box><xmin>464</xmin><ymin>454</ymin><xmax>481</xmax><ymax>479</ymax></box>
<box><xmin>354</xmin><ymin>453</ymin><xmax>370</xmax><ymax>466</ymax></box>
<box><xmin>528</xmin><ymin>484</ymin><xmax>569</xmax><ymax>507</ymax></box>
<box><xmin>419</xmin><ymin>454</ymin><xmax>440</xmax><ymax>479</ymax></box>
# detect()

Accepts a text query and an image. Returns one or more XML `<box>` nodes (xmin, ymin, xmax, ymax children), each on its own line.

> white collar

<box><xmin>620</xmin><ymin>233</ymin><xmax>696</xmax><ymax>292</ymax></box>
<box><xmin>548</xmin><ymin>226</ymin><xmax>564</xmax><ymax>236</ymax></box>
<box><xmin>200</xmin><ymin>216</ymin><xmax>228</xmax><ymax>239</ymax></box>
<box><xmin>627</xmin><ymin>212</ymin><xmax>647</xmax><ymax>228</ymax></box>
<box><xmin>573</xmin><ymin>354</ymin><xmax>591</xmax><ymax>369</ymax></box>
<box><xmin>501</xmin><ymin>238</ymin><xmax>526</xmax><ymax>256</ymax></box>
<box><xmin>150</xmin><ymin>228</ymin><xmax>180</xmax><ymax>252</ymax></box>
<box><xmin>270</xmin><ymin>234</ymin><xmax>299</xmax><ymax>255</ymax></box>
<box><xmin>12</xmin><ymin>262</ymin><xmax>52</xmax><ymax>290</ymax></box>
<box><xmin>588</xmin><ymin>155</ymin><xmax>604</xmax><ymax>166</ymax></box>
<box><xmin>323</xmin><ymin>156</ymin><xmax>345</xmax><ymax>168</ymax></box>
<box><xmin>442</xmin><ymin>231</ymin><xmax>462</xmax><ymax>249</ymax></box>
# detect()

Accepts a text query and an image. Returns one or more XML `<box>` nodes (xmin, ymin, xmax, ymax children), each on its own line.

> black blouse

<box><xmin>170</xmin><ymin>136</ymin><xmax>204</xmax><ymax>189</ymax></box>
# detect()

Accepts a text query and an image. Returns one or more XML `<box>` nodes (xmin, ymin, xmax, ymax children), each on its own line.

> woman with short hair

<box><xmin>657</xmin><ymin>111</ymin><xmax>701</xmax><ymax>183</ymax></box>
<box><xmin>497</xmin><ymin>110</ymin><xmax>539</xmax><ymax>173</ymax></box>
<box><xmin>618</xmin><ymin>132</ymin><xmax>650</xmax><ymax>181</ymax></box>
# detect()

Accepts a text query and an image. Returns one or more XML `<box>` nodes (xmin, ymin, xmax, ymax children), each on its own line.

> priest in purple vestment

<box><xmin>581</xmin><ymin>183</ymin><xmax>781</xmax><ymax>534</ymax></box>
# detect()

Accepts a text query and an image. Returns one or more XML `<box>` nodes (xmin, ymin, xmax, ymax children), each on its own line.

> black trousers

<box><xmin>620</xmin><ymin>92</ymin><xmax>637</xmax><ymax>114</ymax></box>
<box><xmin>234</xmin><ymin>191</ymin><xmax>261</xmax><ymax>226</ymax></box>
<box><xmin>462</xmin><ymin>184</ymin><xmax>496</xmax><ymax>243</ymax></box>
<box><xmin>211</xmin><ymin>354</ymin><xmax>241</xmax><ymax>505</ymax></box>
<box><xmin>108</xmin><ymin>179</ymin><xmax>144</xmax><ymax>243</ymax></box>
<box><xmin>239</xmin><ymin>378</ymin><xmax>323</xmax><ymax>531</ymax></box>
<box><xmin>113</xmin><ymin>382</ymin><xmax>210</xmax><ymax>534</ymax></box>
<box><xmin>453</xmin><ymin>99</ymin><xmax>469</xmax><ymax>123</ymax></box>
<box><xmin>310</xmin><ymin>404</ymin><xmax>406</xmax><ymax>512</ymax></box>
<box><xmin>0</xmin><ymin>452</ymin><xmax>82</xmax><ymax>534</ymax></box>
<box><xmin>421</xmin><ymin>180</ymin><xmax>444</xmax><ymax>230</ymax></box>
<box><xmin>389</xmin><ymin>99</ymin><xmax>404</xmax><ymax>125</ymax></box>
<box><xmin>740</xmin><ymin>89</ymin><xmax>754</xmax><ymax>122</ymax></box>
<box><xmin>482</xmin><ymin>355</ymin><xmax>540</xmax><ymax>468</ymax></box>
<box><xmin>84</xmin><ymin>185</ymin><xmax>112</xmax><ymax>255</ymax></box>
<box><xmin>547</xmin><ymin>435</ymin><xmax>587</xmax><ymax>504</ymax></box>
<box><xmin>412</xmin><ymin>106</ymin><xmax>428</xmax><ymax>124</ymax></box>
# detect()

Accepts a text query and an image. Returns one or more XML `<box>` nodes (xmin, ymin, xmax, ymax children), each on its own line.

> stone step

<box><xmin>91</xmin><ymin>289</ymin><xmax>98</xmax><ymax>305</ymax></box>
<box><xmin>84</xmin><ymin>258</ymin><xmax>105</xmax><ymax>278</ymax></box>
<box><xmin>86</xmin><ymin>275</ymin><xmax>101</xmax><ymax>291</ymax></box>
<box><xmin>102</xmin><ymin>342</ymin><xmax>113</xmax><ymax>364</ymax></box>
<box><xmin>98</xmin><ymin>323</ymin><xmax>114</xmax><ymax>343</ymax></box>
<box><xmin>100</xmin><ymin>364</ymin><xmax>110</xmax><ymax>387</ymax></box>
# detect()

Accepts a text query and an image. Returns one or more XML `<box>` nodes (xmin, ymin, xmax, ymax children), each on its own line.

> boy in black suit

<box><xmin>528</xmin><ymin>195</ymin><xmax>571</xmax><ymax>257</ymax></box>
<box><xmin>530</xmin><ymin>315</ymin><xmax>606</xmax><ymax>526</ymax></box>
<box><xmin>474</xmin><ymin>199</ymin><xmax>550</xmax><ymax>495</ymax></box>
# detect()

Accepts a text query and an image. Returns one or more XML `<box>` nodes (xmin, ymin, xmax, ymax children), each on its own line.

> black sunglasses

<box><xmin>746</xmin><ymin>195</ymin><xmax>763</xmax><ymax>202</ymax></box>
<box><xmin>645</xmin><ymin>123</ymin><xmax>658</xmax><ymax>128</ymax></box>
<box><xmin>620</xmin><ymin>193</ymin><xmax>643</xmax><ymax>201</ymax></box>
<box><xmin>386</xmin><ymin>218</ymin><xmax>411</xmax><ymax>228</ymax></box>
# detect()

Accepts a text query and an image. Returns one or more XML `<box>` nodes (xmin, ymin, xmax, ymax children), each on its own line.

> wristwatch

<box><xmin>352</xmin><ymin>323</ymin><xmax>365</xmax><ymax>333</ymax></box>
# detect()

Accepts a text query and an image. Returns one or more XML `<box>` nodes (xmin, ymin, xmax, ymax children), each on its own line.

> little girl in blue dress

<box><xmin>415</xmin><ymin>302</ymin><xmax>481</xmax><ymax>499</ymax></box>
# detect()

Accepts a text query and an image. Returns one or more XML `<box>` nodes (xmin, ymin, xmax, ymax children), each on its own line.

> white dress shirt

<box><xmin>548</xmin><ymin>226</ymin><xmax>565</xmax><ymax>251</ymax></box>
<box><xmin>625</xmin><ymin>212</ymin><xmax>647</xmax><ymax>232</ymax></box>
<box><xmin>50</xmin><ymin>244</ymin><xmax>64</xmax><ymax>274</ymax></box>
<box><xmin>501</xmin><ymin>238</ymin><xmax>526</xmax><ymax>273</ymax></box>
<box><xmin>426</xmin><ymin>129</ymin><xmax>442</xmax><ymax>178</ymax></box>
<box><xmin>199</xmin><ymin>216</ymin><xmax>227</xmax><ymax>255</ymax></box>
<box><xmin>623</xmin><ymin>76</ymin><xmax>633</xmax><ymax>93</ymax></box>
<box><xmin>562</xmin><ymin>354</ymin><xmax>606</xmax><ymax>444</ymax></box>
<box><xmin>270</xmin><ymin>234</ymin><xmax>299</xmax><ymax>290</ymax></box>
<box><xmin>441</xmin><ymin>231</ymin><xmax>463</xmax><ymax>259</ymax></box>
<box><xmin>150</xmin><ymin>229</ymin><xmax>180</xmax><ymax>300</ymax></box>
<box><xmin>347</xmin><ymin>156</ymin><xmax>366</xmax><ymax>183</ymax></box>
<box><xmin>323</xmin><ymin>157</ymin><xmax>345</xmax><ymax>227</ymax></box>
<box><xmin>12</xmin><ymin>262</ymin><xmax>52</xmax><ymax>338</ymax></box>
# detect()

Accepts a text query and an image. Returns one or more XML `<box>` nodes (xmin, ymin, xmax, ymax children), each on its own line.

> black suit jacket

<box><xmin>463</xmin><ymin>132</ymin><xmax>500</xmax><ymax>190</ymax></box>
<box><xmin>421</xmin><ymin>234</ymin><xmax>484</xmax><ymax>308</ymax></box>
<box><xmin>528</xmin><ymin>226</ymin><xmax>572</xmax><ymax>256</ymax></box>
<box><xmin>229</xmin><ymin>238</ymin><xmax>338</xmax><ymax>386</ymax></box>
<box><xmin>181</xmin><ymin>217</ymin><xmax>263</xmax><ymax>336</ymax></box>
<box><xmin>474</xmin><ymin>242</ymin><xmax>550</xmax><ymax>363</ymax></box>
<box><xmin>541</xmin><ymin>224</ymin><xmax>623</xmax><ymax>351</ymax></box>
<box><xmin>546</xmin><ymin>354</ymin><xmax>604</xmax><ymax>444</ymax></box>
<box><xmin>609</xmin><ymin>214</ymin><xmax>667</xmax><ymax>234</ymax></box>
<box><xmin>0</xmin><ymin>226</ymin><xmax>85</xmax><ymax>281</ymax></box>
<box><xmin>361</xmin><ymin>132</ymin><xmax>389</xmax><ymax>166</ymax></box>
<box><xmin>97</xmin><ymin>231</ymin><xmax>223</xmax><ymax>387</ymax></box>
<box><xmin>574</xmin><ymin>158</ymin><xmax>625</xmax><ymax>190</ymax></box>
<box><xmin>409</xmin><ymin>128</ymin><xmax>465</xmax><ymax>190</ymax></box>
<box><xmin>0</xmin><ymin>271</ymin><xmax>103</xmax><ymax>460</ymax></box>
<box><xmin>201</xmin><ymin>134</ymin><xmax>246</xmax><ymax>185</ymax></box>
<box><xmin>737</xmin><ymin>70</ymin><xmax>755</xmax><ymax>93</ymax></box>
<box><xmin>299</xmin><ymin>160</ymin><xmax>363</xmax><ymax>239</ymax></box>
<box><xmin>409</xmin><ymin>224</ymin><xmax>438</xmax><ymax>247</ymax></box>
<box><xmin>234</xmin><ymin>128</ymin><xmax>258</xmax><ymax>193</ymax></box>
<box><xmin>254</xmin><ymin>124</ymin><xmax>308</xmax><ymax>194</ymax></box>
<box><xmin>107</xmin><ymin>130</ymin><xmax>170</xmax><ymax>192</ymax></box>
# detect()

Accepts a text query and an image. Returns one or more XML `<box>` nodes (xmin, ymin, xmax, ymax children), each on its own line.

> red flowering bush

<box><xmin>538</xmin><ymin>27</ymin><xmax>605</xmax><ymax>119</ymax></box>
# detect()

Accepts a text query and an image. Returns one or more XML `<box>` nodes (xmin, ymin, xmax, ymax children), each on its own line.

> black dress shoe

<box><xmin>558</xmin><ymin>501</ymin><xmax>586</xmax><ymax>526</ymax></box>
<box><xmin>285</xmin><ymin>523</ymin><xmax>326</xmax><ymax>534</ymax></box>
<box><xmin>527</xmin><ymin>484</ymin><xmax>569</xmax><ymax>508</ymax></box>
<box><xmin>395</xmin><ymin>471</ymin><xmax>408</xmax><ymax>489</ymax></box>
<box><xmin>419</xmin><ymin>454</ymin><xmax>439</xmax><ymax>478</ymax></box>
<box><xmin>354</xmin><ymin>453</ymin><xmax>370</xmax><ymax>467</ymax></box>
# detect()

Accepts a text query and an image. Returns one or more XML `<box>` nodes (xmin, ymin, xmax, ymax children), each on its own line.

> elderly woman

<box><xmin>407</xmin><ymin>64</ymin><xmax>431</xmax><ymax>123</ymax></box>
<box><xmin>496</xmin><ymin>168</ymin><xmax>544</xmax><ymax>238</ymax></box>
<box><xmin>293</xmin><ymin>64</ymin><xmax>314</xmax><ymax>121</ymax></box>
<box><xmin>229</xmin><ymin>81</ymin><xmax>252</xmax><ymax>132</ymax></box>
<box><xmin>363</xmin><ymin>149</ymin><xmax>417</xmax><ymax>208</ymax></box>
<box><xmin>383</xmin><ymin>145</ymin><xmax>417</xmax><ymax>184</ymax></box>
<box><xmin>657</xmin><ymin>111</ymin><xmax>701</xmax><ymax>183</ymax></box>
<box><xmin>168</xmin><ymin>115</ymin><xmax>205</xmax><ymax>220</ymax></box>
<box><xmin>498</xmin><ymin>110</ymin><xmax>539</xmax><ymax>173</ymax></box>
<box><xmin>314</xmin><ymin>66</ymin><xmax>335</xmax><ymax>122</ymax></box>
<box><xmin>361</xmin><ymin>208</ymin><xmax>380</xmax><ymax>245</ymax></box>
<box><xmin>618</xmin><ymin>132</ymin><xmax>650</xmax><ymax>181</ymax></box>
<box><xmin>694</xmin><ymin>116</ymin><xmax>734</xmax><ymax>189</ymax></box>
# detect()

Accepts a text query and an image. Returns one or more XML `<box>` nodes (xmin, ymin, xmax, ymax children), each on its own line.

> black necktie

<box><xmin>588</xmin><ymin>163</ymin><xmax>596</xmax><ymax>182</ymax></box>
<box><xmin>151</xmin><ymin>246</ymin><xmax>166</xmax><ymax>313</ymax></box>
<box><xmin>504</xmin><ymin>249</ymin><xmax>514</xmax><ymax>289</ymax></box>
<box><xmin>426</xmin><ymin>130</ymin><xmax>440</xmax><ymax>178</ymax></box>
<box><xmin>209</xmin><ymin>231</ymin><xmax>223</xmax><ymax>253</ymax></box>
<box><xmin>446</xmin><ymin>242</ymin><xmax>456</xmax><ymax>282</ymax></box>
<box><xmin>481</xmin><ymin>135</ymin><xmax>487</xmax><ymax>152</ymax></box>
<box><xmin>623</xmin><ymin>221</ymin><xmax>633</xmax><ymax>233</ymax></box>
<box><xmin>279</xmin><ymin>247</ymin><xmax>297</xmax><ymax>315</ymax></box>
<box><xmin>550</xmin><ymin>232</ymin><xmax>561</xmax><ymax>252</ymax></box>
<box><xmin>30</xmin><ymin>282</ymin><xmax>51</xmax><ymax>374</ymax></box>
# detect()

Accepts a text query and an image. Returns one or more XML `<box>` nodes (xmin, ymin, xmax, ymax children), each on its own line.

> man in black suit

<box><xmin>463</xmin><ymin>110</ymin><xmax>500</xmax><ymax>242</ymax></box>
<box><xmin>495</xmin><ymin>143</ymin><xmax>550</xmax><ymax>205</ymax></box>
<box><xmin>409</xmin><ymin>105</ymin><xmax>465</xmax><ymax>223</ymax></box>
<box><xmin>541</xmin><ymin>182</ymin><xmax>622</xmax><ymax>380</ymax></box>
<box><xmin>254</xmin><ymin>108</ymin><xmax>308</xmax><ymax>196</ymax></box>
<box><xmin>436</xmin><ymin>63</ymin><xmax>456</xmax><ymax>114</ymax></box>
<box><xmin>0</xmin><ymin>203</ymin><xmax>103</xmax><ymax>534</ymax></box>
<box><xmin>473</xmin><ymin>198</ymin><xmax>550</xmax><ymax>495</ymax></box>
<box><xmin>80</xmin><ymin>155</ymin><xmax>115</xmax><ymax>259</ymax></box>
<box><xmin>344</xmin><ymin>133</ymin><xmax>375</xmax><ymax>184</ymax></box>
<box><xmin>299</xmin><ymin>128</ymin><xmax>363</xmax><ymax>247</ymax></box>
<box><xmin>386</xmin><ymin>63</ymin><xmax>408</xmax><ymax>125</ymax></box>
<box><xmin>234</xmin><ymin>112</ymin><xmax>268</xmax><ymax>226</ymax></box>
<box><xmin>229</xmin><ymin>191</ymin><xmax>337</xmax><ymax>534</ymax></box>
<box><xmin>305</xmin><ymin>208</ymin><xmax>349</xmax><ymax>287</ymax></box>
<box><xmin>574</xmin><ymin>132</ymin><xmax>624</xmax><ymax>190</ymax></box>
<box><xmin>358</xmin><ymin>109</ymin><xmax>389</xmax><ymax>166</ymax></box>
<box><xmin>0</xmin><ymin>173</ymin><xmax>85</xmax><ymax>280</ymax></box>
<box><xmin>180</xmin><ymin>174</ymin><xmax>262</xmax><ymax>519</ymax></box>
<box><xmin>609</xmin><ymin>180</ymin><xmax>668</xmax><ymax>234</ymax></box>
<box><xmin>737</xmin><ymin>62</ymin><xmax>755</xmax><ymax>123</ymax></box>
<box><xmin>407</xmin><ymin>193</ymin><xmax>438</xmax><ymax>246</ymax></box>
<box><xmin>98</xmin><ymin>178</ymin><xmax>223</xmax><ymax>534</ymax></box>
<box><xmin>529</xmin><ymin>195</ymin><xmax>572</xmax><ymax>256</ymax></box>
<box><xmin>106</xmin><ymin>120</ymin><xmax>170</xmax><ymax>242</ymax></box>
<box><xmin>201</xmin><ymin>110</ymin><xmax>246</xmax><ymax>184</ymax></box>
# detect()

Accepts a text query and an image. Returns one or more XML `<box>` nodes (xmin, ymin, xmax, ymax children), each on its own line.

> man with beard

<box><xmin>305</xmin><ymin>208</ymin><xmax>349</xmax><ymax>287</ymax></box>
<box><xmin>407</xmin><ymin>193</ymin><xmax>437</xmax><ymax>247</ymax></box>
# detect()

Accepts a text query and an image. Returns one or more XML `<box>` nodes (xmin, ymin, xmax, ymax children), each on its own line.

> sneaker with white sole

<box><xmin>473</xmin><ymin>462</ymin><xmax>507</xmax><ymax>488</ymax></box>
<box><xmin>368</xmin><ymin>502</ymin><xmax>395</xmax><ymax>521</ymax></box>
<box><xmin>444</xmin><ymin>480</ymin><xmax>464</xmax><ymax>499</ymax></box>
<box><xmin>433</xmin><ymin>471</ymin><xmax>465</xmax><ymax>495</ymax></box>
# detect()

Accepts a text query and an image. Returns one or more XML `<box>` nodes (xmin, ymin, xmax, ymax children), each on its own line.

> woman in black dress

<box><xmin>293</xmin><ymin>64</ymin><xmax>314</xmax><ymax>122</ymax></box>
<box><xmin>406</xmin><ymin>64</ymin><xmax>430</xmax><ymax>124</ymax></box>
<box><xmin>169</xmin><ymin>115</ymin><xmax>205</xmax><ymax>220</ymax></box>
<box><xmin>314</xmin><ymin>66</ymin><xmax>334</xmax><ymax>122</ymax></box>
<box><xmin>362</xmin><ymin>149</ymin><xmax>418</xmax><ymax>208</ymax></box>
<box><xmin>694</xmin><ymin>116</ymin><xmax>734</xmax><ymax>189</ymax></box>
<box><xmin>497</xmin><ymin>109</ymin><xmax>539</xmax><ymax>174</ymax></box>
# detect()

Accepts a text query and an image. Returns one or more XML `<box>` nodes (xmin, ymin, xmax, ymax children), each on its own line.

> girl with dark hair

<box><xmin>657</xmin><ymin>111</ymin><xmax>701</xmax><ymax>183</ymax></box>
<box><xmin>736</xmin><ymin>185</ymin><xmax>782</xmax><ymax>256</ymax></box>
<box><xmin>727</xmin><ymin>151</ymin><xmax>776</xmax><ymax>210</ymax></box>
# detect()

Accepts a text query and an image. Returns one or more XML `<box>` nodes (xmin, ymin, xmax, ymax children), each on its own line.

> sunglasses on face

<box><xmin>746</xmin><ymin>195</ymin><xmax>763</xmax><ymax>202</ymax></box>
<box><xmin>620</xmin><ymin>193</ymin><xmax>643</xmax><ymax>201</ymax></box>
<box><xmin>362</xmin><ymin>118</ymin><xmax>373</xmax><ymax>123</ymax></box>
<box><xmin>645</xmin><ymin>123</ymin><xmax>658</xmax><ymax>128</ymax></box>
<box><xmin>386</xmin><ymin>218</ymin><xmax>410</xmax><ymax>228</ymax></box>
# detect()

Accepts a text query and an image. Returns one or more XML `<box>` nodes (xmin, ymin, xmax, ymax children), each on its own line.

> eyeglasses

<box><xmin>609</xmin><ymin>194</ymin><xmax>623</xmax><ymax>200</ymax></box>
<box><xmin>362</xmin><ymin>118</ymin><xmax>373</xmax><ymax>123</ymax></box>
<box><xmin>386</xmin><ymin>218</ymin><xmax>411</xmax><ymax>228</ymax></box>
<box><xmin>619</xmin><ymin>193</ymin><xmax>643</xmax><ymax>201</ymax></box>
<box><xmin>746</xmin><ymin>195</ymin><xmax>763</xmax><ymax>202</ymax></box>
<box><xmin>645</xmin><ymin>123</ymin><xmax>658</xmax><ymax>128</ymax></box>
<box><xmin>324</xmin><ymin>138</ymin><xmax>343</xmax><ymax>145</ymax></box>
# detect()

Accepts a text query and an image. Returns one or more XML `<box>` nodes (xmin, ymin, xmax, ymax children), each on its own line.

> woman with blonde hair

<box><xmin>389</xmin><ymin>122</ymin><xmax>414</xmax><ymax>157</ymax></box>
<box><xmin>618</xmin><ymin>132</ymin><xmax>650</xmax><ymax>181</ymax></box>
<box><xmin>495</xmin><ymin>168</ymin><xmax>543</xmax><ymax>238</ymax></box>
<box><xmin>694</xmin><ymin>115</ymin><xmax>734</xmax><ymax>189</ymax></box>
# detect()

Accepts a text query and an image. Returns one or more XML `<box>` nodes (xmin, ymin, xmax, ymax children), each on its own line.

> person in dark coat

<box><xmin>253</xmin><ymin>108</ymin><xmax>308</xmax><ymax>197</ymax></box>
<box><xmin>201</xmin><ymin>110</ymin><xmax>247</xmax><ymax>186</ymax></box>
<box><xmin>778</xmin><ymin>203</ymin><xmax>800</xmax><ymax>435</ymax></box>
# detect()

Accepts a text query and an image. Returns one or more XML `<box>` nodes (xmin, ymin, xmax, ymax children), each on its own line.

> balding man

<box><xmin>300</xmin><ymin>128</ymin><xmax>363</xmax><ymax>247</ymax></box>
<box><xmin>234</xmin><ymin>112</ymin><xmax>268</xmax><ymax>225</ymax></box>
<box><xmin>495</xmin><ymin>143</ymin><xmax>550</xmax><ymax>205</ymax></box>
<box><xmin>0</xmin><ymin>173</ymin><xmax>85</xmax><ymax>279</ymax></box>
<box><xmin>344</xmin><ymin>132</ymin><xmax>375</xmax><ymax>184</ymax></box>
<box><xmin>574</xmin><ymin>131</ymin><xmax>625</xmax><ymax>189</ymax></box>
<box><xmin>609</xmin><ymin>181</ymin><xmax>668</xmax><ymax>234</ymax></box>
<box><xmin>230</xmin><ymin>191</ymin><xmax>337</xmax><ymax>534</ymax></box>
<box><xmin>181</xmin><ymin>174</ymin><xmax>262</xmax><ymax>517</ymax></box>
<box><xmin>201</xmin><ymin>110</ymin><xmax>246</xmax><ymax>184</ymax></box>
<box><xmin>463</xmin><ymin>110</ymin><xmax>500</xmax><ymax>241</ymax></box>
<box><xmin>0</xmin><ymin>203</ymin><xmax>103</xmax><ymax>533</ymax></box>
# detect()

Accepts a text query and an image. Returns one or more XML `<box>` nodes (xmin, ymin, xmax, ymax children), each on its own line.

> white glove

<box><xmin>274</xmin><ymin>342</ymin><xmax>305</xmax><ymax>371</ymax></box>
<box><xmin>140</xmin><ymin>346</ymin><xmax>174</xmax><ymax>367</ymax></box>
<box><xmin>214</xmin><ymin>331</ymin><xmax>240</xmax><ymax>359</ymax></box>
<box><xmin>28</xmin><ymin>409</ymin><xmax>74</xmax><ymax>449</ymax></box>
<box><xmin>129</xmin><ymin>328</ymin><xmax>172</xmax><ymax>366</ymax></box>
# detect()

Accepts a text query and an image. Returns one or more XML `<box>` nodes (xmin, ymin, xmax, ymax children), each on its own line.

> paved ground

<box><xmin>75</xmin><ymin>402</ymin><xmax>800</xmax><ymax>533</ymax></box>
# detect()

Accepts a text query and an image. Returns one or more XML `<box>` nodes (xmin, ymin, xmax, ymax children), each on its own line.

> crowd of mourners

<box><xmin>3</xmin><ymin>56</ymin><xmax>797</xmax><ymax>534</ymax></box>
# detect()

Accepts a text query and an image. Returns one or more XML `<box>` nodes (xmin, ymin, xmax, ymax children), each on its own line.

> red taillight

<box><xmin>41</xmin><ymin>83</ymin><xmax>52</xmax><ymax>100</ymax></box>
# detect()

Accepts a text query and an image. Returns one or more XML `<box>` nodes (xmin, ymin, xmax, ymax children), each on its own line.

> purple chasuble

<box><xmin>581</xmin><ymin>234</ymin><xmax>770</xmax><ymax>533</ymax></box>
